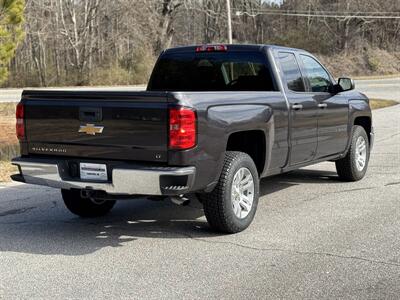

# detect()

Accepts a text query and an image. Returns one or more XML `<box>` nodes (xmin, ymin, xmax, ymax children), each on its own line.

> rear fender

<box><xmin>205</xmin><ymin>104</ymin><xmax>274</xmax><ymax>184</ymax></box>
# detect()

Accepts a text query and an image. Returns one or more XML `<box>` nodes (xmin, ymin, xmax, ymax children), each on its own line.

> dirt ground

<box><xmin>0</xmin><ymin>103</ymin><xmax>18</xmax><ymax>181</ymax></box>
<box><xmin>0</xmin><ymin>115</ymin><xmax>17</xmax><ymax>146</ymax></box>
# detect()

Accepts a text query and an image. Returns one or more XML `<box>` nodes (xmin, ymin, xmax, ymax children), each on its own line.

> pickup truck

<box><xmin>11</xmin><ymin>44</ymin><xmax>373</xmax><ymax>233</ymax></box>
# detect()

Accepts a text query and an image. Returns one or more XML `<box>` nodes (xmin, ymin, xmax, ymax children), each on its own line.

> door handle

<box><xmin>318</xmin><ymin>103</ymin><xmax>328</xmax><ymax>109</ymax></box>
<box><xmin>292</xmin><ymin>104</ymin><xmax>303</xmax><ymax>110</ymax></box>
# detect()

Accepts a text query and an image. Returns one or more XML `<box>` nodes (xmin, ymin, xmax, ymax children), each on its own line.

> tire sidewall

<box><xmin>223</xmin><ymin>154</ymin><xmax>260</xmax><ymax>230</ymax></box>
<box><xmin>349</xmin><ymin>126</ymin><xmax>370</xmax><ymax>180</ymax></box>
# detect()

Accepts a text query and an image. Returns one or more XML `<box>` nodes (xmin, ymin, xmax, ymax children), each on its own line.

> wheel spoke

<box><xmin>354</xmin><ymin>136</ymin><xmax>368</xmax><ymax>171</ymax></box>
<box><xmin>230</xmin><ymin>167</ymin><xmax>255</xmax><ymax>219</ymax></box>
<box><xmin>239</xmin><ymin>201</ymin><xmax>251</xmax><ymax>212</ymax></box>
<box><xmin>239</xmin><ymin>168</ymin><xmax>245</xmax><ymax>181</ymax></box>
<box><xmin>240</xmin><ymin>195</ymin><xmax>252</xmax><ymax>211</ymax></box>
<box><xmin>233</xmin><ymin>173</ymin><xmax>240</xmax><ymax>186</ymax></box>
<box><xmin>241</xmin><ymin>181</ymin><xmax>252</xmax><ymax>191</ymax></box>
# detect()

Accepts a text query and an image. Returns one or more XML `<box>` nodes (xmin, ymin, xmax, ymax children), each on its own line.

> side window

<box><xmin>300</xmin><ymin>55</ymin><xmax>332</xmax><ymax>93</ymax></box>
<box><xmin>278</xmin><ymin>52</ymin><xmax>305</xmax><ymax>92</ymax></box>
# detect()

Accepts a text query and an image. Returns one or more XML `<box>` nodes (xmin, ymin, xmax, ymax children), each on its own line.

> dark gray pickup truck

<box><xmin>12</xmin><ymin>44</ymin><xmax>373</xmax><ymax>233</ymax></box>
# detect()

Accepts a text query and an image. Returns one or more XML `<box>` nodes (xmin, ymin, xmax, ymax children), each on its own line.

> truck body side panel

<box><xmin>167</xmin><ymin>91</ymin><xmax>288</xmax><ymax>191</ymax></box>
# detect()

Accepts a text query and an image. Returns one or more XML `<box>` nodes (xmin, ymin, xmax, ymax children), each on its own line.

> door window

<box><xmin>278</xmin><ymin>52</ymin><xmax>305</xmax><ymax>92</ymax></box>
<box><xmin>300</xmin><ymin>55</ymin><xmax>332</xmax><ymax>93</ymax></box>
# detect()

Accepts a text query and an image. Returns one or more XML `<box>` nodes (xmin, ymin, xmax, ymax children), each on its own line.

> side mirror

<box><xmin>338</xmin><ymin>77</ymin><xmax>355</xmax><ymax>92</ymax></box>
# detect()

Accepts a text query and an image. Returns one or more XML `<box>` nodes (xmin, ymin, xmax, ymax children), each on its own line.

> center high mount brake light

<box><xmin>195</xmin><ymin>45</ymin><xmax>228</xmax><ymax>53</ymax></box>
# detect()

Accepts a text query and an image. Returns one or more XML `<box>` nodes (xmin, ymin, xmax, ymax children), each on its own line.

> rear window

<box><xmin>147</xmin><ymin>51</ymin><xmax>276</xmax><ymax>91</ymax></box>
<box><xmin>278</xmin><ymin>52</ymin><xmax>305</xmax><ymax>92</ymax></box>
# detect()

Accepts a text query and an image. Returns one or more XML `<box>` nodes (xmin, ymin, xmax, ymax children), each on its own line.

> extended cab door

<box><xmin>298</xmin><ymin>54</ymin><xmax>349</xmax><ymax>158</ymax></box>
<box><xmin>277</xmin><ymin>51</ymin><xmax>318</xmax><ymax>165</ymax></box>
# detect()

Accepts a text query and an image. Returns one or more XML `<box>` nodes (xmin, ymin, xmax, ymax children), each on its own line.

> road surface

<box><xmin>355</xmin><ymin>77</ymin><xmax>400</xmax><ymax>101</ymax></box>
<box><xmin>0</xmin><ymin>77</ymin><xmax>399</xmax><ymax>102</ymax></box>
<box><xmin>0</xmin><ymin>104</ymin><xmax>399</xmax><ymax>298</ymax></box>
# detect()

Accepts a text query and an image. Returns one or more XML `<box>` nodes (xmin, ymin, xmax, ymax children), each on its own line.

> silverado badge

<box><xmin>78</xmin><ymin>124</ymin><xmax>104</xmax><ymax>135</ymax></box>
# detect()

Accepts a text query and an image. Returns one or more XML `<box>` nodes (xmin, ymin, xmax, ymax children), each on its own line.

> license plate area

<box><xmin>80</xmin><ymin>163</ymin><xmax>108</xmax><ymax>181</ymax></box>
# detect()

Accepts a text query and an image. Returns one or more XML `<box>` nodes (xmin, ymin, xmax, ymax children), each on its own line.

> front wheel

<box><xmin>61</xmin><ymin>189</ymin><xmax>116</xmax><ymax>217</ymax></box>
<box><xmin>199</xmin><ymin>151</ymin><xmax>260</xmax><ymax>233</ymax></box>
<box><xmin>335</xmin><ymin>125</ymin><xmax>370</xmax><ymax>181</ymax></box>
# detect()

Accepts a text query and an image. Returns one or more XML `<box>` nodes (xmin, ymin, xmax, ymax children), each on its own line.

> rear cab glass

<box><xmin>147</xmin><ymin>51</ymin><xmax>277</xmax><ymax>92</ymax></box>
<box><xmin>277</xmin><ymin>52</ymin><xmax>305</xmax><ymax>92</ymax></box>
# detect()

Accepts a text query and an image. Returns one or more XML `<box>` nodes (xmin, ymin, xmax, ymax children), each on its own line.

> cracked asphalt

<box><xmin>0</xmin><ymin>104</ymin><xmax>399</xmax><ymax>299</ymax></box>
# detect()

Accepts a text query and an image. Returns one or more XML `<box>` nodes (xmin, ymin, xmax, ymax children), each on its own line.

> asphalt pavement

<box><xmin>355</xmin><ymin>77</ymin><xmax>400</xmax><ymax>101</ymax></box>
<box><xmin>0</xmin><ymin>82</ymin><xmax>399</xmax><ymax>299</ymax></box>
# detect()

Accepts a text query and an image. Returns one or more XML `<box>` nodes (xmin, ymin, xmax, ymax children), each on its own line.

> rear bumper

<box><xmin>11</xmin><ymin>157</ymin><xmax>196</xmax><ymax>196</ymax></box>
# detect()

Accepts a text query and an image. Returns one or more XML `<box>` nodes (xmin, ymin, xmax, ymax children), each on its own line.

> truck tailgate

<box><xmin>22</xmin><ymin>91</ymin><xmax>169</xmax><ymax>162</ymax></box>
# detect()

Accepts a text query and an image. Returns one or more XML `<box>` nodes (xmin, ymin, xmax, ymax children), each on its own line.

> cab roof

<box><xmin>163</xmin><ymin>44</ymin><xmax>309</xmax><ymax>54</ymax></box>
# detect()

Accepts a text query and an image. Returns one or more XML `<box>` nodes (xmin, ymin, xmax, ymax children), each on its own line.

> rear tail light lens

<box><xmin>16</xmin><ymin>103</ymin><xmax>25</xmax><ymax>140</ymax></box>
<box><xmin>169</xmin><ymin>107</ymin><xmax>196</xmax><ymax>150</ymax></box>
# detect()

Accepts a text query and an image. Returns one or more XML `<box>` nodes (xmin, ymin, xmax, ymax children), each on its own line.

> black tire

<box><xmin>335</xmin><ymin>125</ymin><xmax>370</xmax><ymax>181</ymax></box>
<box><xmin>199</xmin><ymin>151</ymin><xmax>260</xmax><ymax>233</ymax></box>
<box><xmin>61</xmin><ymin>189</ymin><xmax>116</xmax><ymax>217</ymax></box>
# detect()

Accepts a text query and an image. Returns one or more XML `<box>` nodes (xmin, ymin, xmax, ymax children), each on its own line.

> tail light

<box><xmin>169</xmin><ymin>107</ymin><xmax>196</xmax><ymax>150</ymax></box>
<box><xmin>16</xmin><ymin>103</ymin><xmax>25</xmax><ymax>140</ymax></box>
<box><xmin>195</xmin><ymin>45</ymin><xmax>227</xmax><ymax>52</ymax></box>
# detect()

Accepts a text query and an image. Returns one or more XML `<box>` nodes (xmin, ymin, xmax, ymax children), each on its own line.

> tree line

<box><xmin>2</xmin><ymin>0</ymin><xmax>400</xmax><ymax>87</ymax></box>
<box><xmin>0</xmin><ymin>0</ymin><xmax>24</xmax><ymax>84</ymax></box>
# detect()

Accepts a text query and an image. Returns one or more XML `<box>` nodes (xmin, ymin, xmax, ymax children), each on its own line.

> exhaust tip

<box><xmin>170</xmin><ymin>195</ymin><xmax>190</xmax><ymax>206</ymax></box>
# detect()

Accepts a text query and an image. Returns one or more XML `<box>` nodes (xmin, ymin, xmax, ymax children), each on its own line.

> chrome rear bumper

<box><xmin>11</xmin><ymin>157</ymin><xmax>196</xmax><ymax>196</ymax></box>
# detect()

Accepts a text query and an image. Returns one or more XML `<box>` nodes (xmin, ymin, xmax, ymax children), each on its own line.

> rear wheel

<box><xmin>335</xmin><ymin>125</ymin><xmax>370</xmax><ymax>181</ymax></box>
<box><xmin>199</xmin><ymin>151</ymin><xmax>259</xmax><ymax>233</ymax></box>
<box><xmin>61</xmin><ymin>189</ymin><xmax>116</xmax><ymax>217</ymax></box>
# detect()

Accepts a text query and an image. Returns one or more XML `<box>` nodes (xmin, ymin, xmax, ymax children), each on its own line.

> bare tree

<box><xmin>4</xmin><ymin>0</ymin><xmax>400</xmax><ymax>87</ymax></box>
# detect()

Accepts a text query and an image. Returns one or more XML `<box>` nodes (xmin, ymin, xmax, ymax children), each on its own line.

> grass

<box><xmin>0</xmin><ymin>143</ymin><xmax>19</xmax><ymax>161</ymax></box>
<box><xmin>0</xmin><ymin>98</ymin><xmax>398</xmax><ymax>183</ymax></box>
<box><xmin>370</xmin><ymin>99</ymin><xmax>399</xmax><ymax>110</ymax></box>
<box><xmin>0</xmin><ymin>102</ymin><xmax>18</xmax><ymax>183</ymax></box>
<box><xmin>0</xmin><ymin>161</ymin><xmax>17</xmax><ymax>182</ymax></box>
<box><xmin>0</xmin><ymin>102</ymin><xmax>16</xmax><ymax>116</ymax></box>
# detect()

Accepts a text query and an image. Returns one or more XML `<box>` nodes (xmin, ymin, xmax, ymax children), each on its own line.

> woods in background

<box><xmin>3</xmin><ymin>0</ymin><xmax>400</xmax><ymax>87</ymax></box>
<box><xmin>0</xmin><ymin>0</ymin><xmax>24</xmax><ymax>84</ymax></box>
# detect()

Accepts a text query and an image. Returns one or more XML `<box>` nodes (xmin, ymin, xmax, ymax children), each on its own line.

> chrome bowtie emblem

<box><xmin>78</xmin><ymin>124</ymin><xmax>104</xmax><ymax>135</ymax></box>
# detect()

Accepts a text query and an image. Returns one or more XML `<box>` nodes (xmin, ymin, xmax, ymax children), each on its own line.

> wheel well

<box><xmin>226</xmin><ymin>130</ymin><xmax>266</xmax><ymax>174</ymax></box>
<box><xmin>354</xmin><ymin>116</ymin><xmax>371</xmax><ymax>143</ymax></box>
